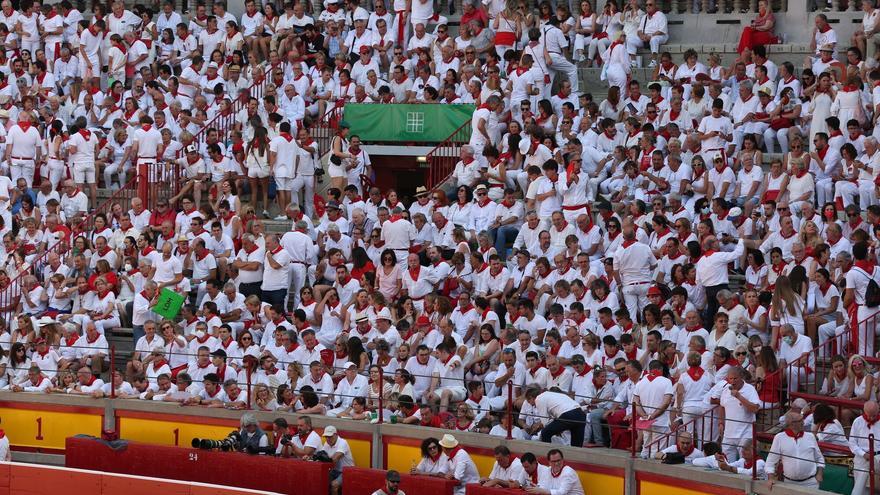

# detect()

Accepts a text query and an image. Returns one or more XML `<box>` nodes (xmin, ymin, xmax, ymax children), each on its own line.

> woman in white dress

<box><xmin>602</xmin><ymin>33</ymin><xmax>630</xmax><ymax>93</ymax></box>
<box><xmin>620</xmin><ymin>0</ymin><xmax>643</xmax><ymax>61</ymax></box>
<box><xmin>807</xmin><ymin>73</ymin><xmax>835</xmax><ymax>150</ymax></box>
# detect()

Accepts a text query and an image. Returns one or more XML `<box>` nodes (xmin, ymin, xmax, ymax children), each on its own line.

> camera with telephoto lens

<box><xmin>279</xmin><ymin>434</ymin><xmax>293</xmax><ymax>446</ymax></box>
<box><xmin>191</xmin><ymin>431</ymin><xmax>242</xmax><ymax>452</ymax></box>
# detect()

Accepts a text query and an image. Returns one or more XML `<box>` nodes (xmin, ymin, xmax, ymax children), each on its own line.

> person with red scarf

<box><xmin>632</xmin><ymin>360</ymin><xmax>674</xmax><ymax>457</ymax></box>
<box><xmin>654</xmin><ymin>431</ymin><xmax>704</xmax><ymax>462</ymax></box>
<box><xmin>844</xmin><ymin>241</ymin><xmax>880</xmax><ymax>356</ymax></box>
<box><xmin>765</xmin><ymin>411</ymin><xmax>824</xmax><ymax>488</ymax></box>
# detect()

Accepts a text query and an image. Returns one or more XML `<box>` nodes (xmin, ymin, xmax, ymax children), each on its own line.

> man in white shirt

<box><xmin>5</xmin><ymin>112</ymin><xmax>42</xmax><ymax>188</ymax></box>
<box><xmin>613</xmin><ymin>227</ymin><xmax>657</xmax><ymax>326</ymax></box>
<box><xmin>630</xmin><ymin>1</ymin><xmax>668</xmax><ymax>67</ymax></box>
<box><xmin>260</xmin><ymin>234</ymin><xmax>291</xmax><ymax>308</ymax></box>
<box><xmin>327</xmin><ymin>363</ymin><xmax>368</xmax><ymax>417</ymax></box>
<box><xmin>542</xmin><ymin>23</ymin><xmax>579</xmax><ymax>92</ymax></box>
<box><xmin>850</xmin><ymin>401</ymin><xmax>880</xmax><ymax>495</ymax></box>
<box><xmin>765</xmin><ymin>411</ymin><xmax>824</xmax><ymax>488</ymax></box>
<box><xmin>634</xmin><ymin>360</ymin><xmax>674</xmax><ymax>457</ymax></box>
<box><xmin>438</xmin><ymin>434</ymin><xmax>480</xmax><ymax>495</ymax></box>
<box><xmin>322</xmin><ymin>426</ymin><xmax>355</xmax><ymax>495</ymax></box>
<box><xmin>696</xmin><ymin>236</ymin><xmax>744</xmax><ymax>325</ymax></box>
<box><xmin>525</xmin><ymin>387</ymin><xmax>587</xmax><ymax>447</ymax></box>
<box><xmin>533</xmin><ymin>449</ymin><xmax>585</xmax><ymax>494</ymax></box>
<box><xmin>480</xmin><ymin>445</ymin><xmax>525</xmax><ymax>488</ymax></box>
<box><xmin>718</xmin><ymin>366</ymin><xmax>760</xmax><ymax>461</ymax></box>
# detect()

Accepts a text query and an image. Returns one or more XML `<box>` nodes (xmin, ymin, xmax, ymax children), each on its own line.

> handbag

<box><xmin>769</xmin><ymin>117</ymin><xmax>792</xmax><ymax>130</ymax></box>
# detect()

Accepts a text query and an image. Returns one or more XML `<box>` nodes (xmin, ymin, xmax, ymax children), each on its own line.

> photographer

<box><xmin>239</xmin><ymin>413</ymin><xmax>269</xmax><ymax>454</ymax></box>
<box><xmin>322</xmin><ymin>426</ymin><xmax>355</xmax><ymax>495</ymax></box>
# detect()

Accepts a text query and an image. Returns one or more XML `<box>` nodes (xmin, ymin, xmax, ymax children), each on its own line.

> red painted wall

<box><xmin>65</xmin><ymin>436</ymin><xmax>330</xmax><ymax>495</ymax></box>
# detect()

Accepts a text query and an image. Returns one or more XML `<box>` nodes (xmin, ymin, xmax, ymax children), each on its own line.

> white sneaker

<box><xmin>630</xmin><ymin>60</ymin><xmax>638</xmax><ymax>68</ymax></box>
<box><xmin>273</xmin><ymin>215</ymin><xmax>288</xmax><ymax>221</ymax></box>
<box><xmin>648</xmin><ymin>59</ymin><xmax>657</xmax><ymax>68</ymax></box>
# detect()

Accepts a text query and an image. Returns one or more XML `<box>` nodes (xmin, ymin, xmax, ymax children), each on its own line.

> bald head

<box><xmin>866</xmin><ymin>400</ymin><xmax>879</xmax><ymax>419</ymax></box>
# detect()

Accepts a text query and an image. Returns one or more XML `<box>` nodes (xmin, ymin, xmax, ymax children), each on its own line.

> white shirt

<box><xmin>261</xmin><ymin>246</ymin><xmax>291</xmax><ymax>291</ymax></box>
<box><xmin>447</xmin><ymin>448</ymin><xmax>480</xmax><ymax>494</ymax></box>
<box><xmin>7</xmin><ymin>123</ymin><xmax>41</xmax><ymax>158</ymax></box>
<box><xmin>537</xmin><ymin>465</ymin><xmax>585</xmax><ymax>495</ymax></box>
<box><xmin>534</xmin><ymin>390</ymin><xmax>580</xmax><ymax>420</ymax></box>
<box><xmin>719</xmin><ymin>383</ymin><xmax>759</xmax><ymax>439</ymax></box>
<box><xmin>765</xmin><ymin>431</ymin><xmax>824</xmax><ymax>481</ymax></box>
<box><xmin>695</xmin><ymin>239</ymin><xmax>744</xmax><ymax>287</ymax></box>
<box><xmin>633</xmin><ymin>375</ymin><xmax>674</xmax><ymax>427</ymax></box>
<box><xmin>613</xmin><ymin>241</ymin><xmax>656</xmax><ymax>285</ymax></box>
<box><xmin>488</xmin><ymin>457</ymin><xmax>525</xmax><ymax>482</ymax></box>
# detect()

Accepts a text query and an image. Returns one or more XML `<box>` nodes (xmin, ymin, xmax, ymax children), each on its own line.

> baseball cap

<box><xmin>322</xmin><ymin>426</ymin><xmax>338</xmax><ymax>436</ymax></box>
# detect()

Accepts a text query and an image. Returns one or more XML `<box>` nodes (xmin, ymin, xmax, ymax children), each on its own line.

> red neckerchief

<box><xmin>819</xmin><ymin>281</ymin><xmax>833</xmax><ymax>296</ymax></box>
<box><xmin>646</xmin><ymin>369</ymin><xmax>663</xmax><ymax>381</ymax></box>
<box><xmin>784</xmin><ymin>429</ymin><xmax>804</xmax><ymax>440</ymax></box>
<box><xmin>685</xmin><ymin>325</ymin><xmax>704</xmax><ymax>333</ymax></box>
<box><xmin>625</xmin><ymin>348</ymin><xmax>637</xmax><ymax>360</ymax></box>
<box><xmin>747</xmin><ymin>303</ymin><xmax>761</xmax><ymax>318</ymax></box>
<box><xmin>855</xmin><ymin>259</ymin><xmax>876</xmax><ymax>273</ymax></box>
<box><xmin>621</xmin><ymin>239</ymin><xmax>637</xmax><ymax>248</ymax></box>
<box><xmin>408</xmin><ymin>265</ymin><xmax>420</xmax><ymax>280</ymax></box>
<box><xmin>221</xmin><ymin>337</ymin><xmax>234</xmax><ymax>349</ymax></box>
<box><xmin>529</xmin><ymin>365</ymin><xmax>545</xmax><ymax>377</ymax></box>
<box><xmin>17</xmin><ymin>120</ymin><xmax>31</xmax><ymax>132</ymax></box>
<box><xmin>686</xmin><ymin>365</ymin><xmax>705</xmax><ymax>381</ymax></box>
<box><xmin>575</xmin><ymin>363</ymin><xmax>593</xmax><ymax>377</ymax></box>
<box><xmin>152</xmin><ymin>359</ymin><xmax>168</xmax><ymax>369</ymax></box>
<box><xmin>850</xmin><ymin>216</ymin><xmax>864</xmax><ymax>229</ymax></box>
<box><xmin>87</xmin><ymin>332</ymin><xmax>101</xmax><ymax>344</ymax></box>
<box><xmin>65</xmin><ymin>334</ymin><xmax>79</xmax><ymax>347</ymax></box>
<box><xmin>771</xmin><ymin>261</ymin><xmax>786</xmax><ymax>275</ymax></box>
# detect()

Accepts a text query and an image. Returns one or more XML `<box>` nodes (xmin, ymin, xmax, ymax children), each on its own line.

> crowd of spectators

<box><xmin>1</xmin><ymin>0</ymin><xmax>880</xmax><ymax>490</ymax></box>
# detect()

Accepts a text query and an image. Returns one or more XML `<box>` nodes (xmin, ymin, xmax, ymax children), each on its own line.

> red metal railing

<box><xmin>0</xmin><ymin>174</ymin><xmax>139</xmax><ymax>318</ymax></box>
<box><xmin>644</xmin><ymin>404</ymin><xmax>720</xmax><ymax>458</ymax></box>
<box><xmin>141</xmin><ymin>64</ymin><xmax>277</xmax><ymax>210</ymax></box>
<box><xmin>781</xmin><ymin>315</ymin><xmax>876</xmax><ymax>406</ymax></box>
<box><xmin>425</xmin><ymin>120</ymin><xmax>471</xmax><ymax>190</ymax></box>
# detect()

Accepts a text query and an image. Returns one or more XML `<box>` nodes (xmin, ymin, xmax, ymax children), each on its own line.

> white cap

<box><xmin>376</xmin><ymin>307</ymin><xmax>392</xmax><ymax>321</ymax></box>
<box><xmin>322</xmin><ymin>426</ymin><xmax>338</xmax><ymax>437</ymax></box>
<box><xmin>207</xmin><ymin>61</ymin><xmax>219</xmax><ymax>69</ymax></box>
<box><xmin>342</xmin><ymin>361</ymin><xmax>357</xmax><ymax>369</ymax></box>
<box><xmin>728</xmin><ymin>207</ymin><xmax>743</xmax><ymax>218</ymax></box>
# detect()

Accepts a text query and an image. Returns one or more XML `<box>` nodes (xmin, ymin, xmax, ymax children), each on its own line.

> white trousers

<box><xmin>548</xmin><ymin>53</ymin><xmax>579</xmax><ymax>92</ymax></box>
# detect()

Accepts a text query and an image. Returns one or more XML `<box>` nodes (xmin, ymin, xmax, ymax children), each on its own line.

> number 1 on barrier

<box><xmin>35</xmin><ymin>417</ymin><xmax>43</xmax><ymax>440</ymax></box>
<box><xmin>173</xmin><ymin>428</ymin><xmax>179</xmax><ymax>446</ymax></box>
